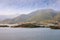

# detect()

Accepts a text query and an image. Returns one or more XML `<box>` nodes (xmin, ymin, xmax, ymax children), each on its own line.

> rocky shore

<box><xmin>0</xmin><ymin>22</ymin><xmax>60</xmax><ymax>29</ymax></box>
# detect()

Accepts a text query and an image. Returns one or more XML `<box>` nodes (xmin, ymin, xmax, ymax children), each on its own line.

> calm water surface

<box><xmin>0</xmin><ymin>28</ymin><xmax>60</xmax><ymax>40</ymax></box>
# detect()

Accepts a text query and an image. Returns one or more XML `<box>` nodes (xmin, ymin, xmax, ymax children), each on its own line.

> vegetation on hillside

<box><xmin>0</xmin><ymin>9</ymin><xmax>60</xmax><ymax>25</ymax></box>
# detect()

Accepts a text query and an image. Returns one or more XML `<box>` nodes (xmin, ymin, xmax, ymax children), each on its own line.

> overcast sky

<box><xmin>0</xmin><ymin>0</ymin><xmax>60</xmax><ymax>16</ymax></box>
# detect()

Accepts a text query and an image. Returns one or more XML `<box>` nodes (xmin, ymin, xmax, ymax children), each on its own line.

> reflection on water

<box><xmin>0</xmin><ymin>28</ymin><xmax>60</xmax><ymax>40</ymax></box>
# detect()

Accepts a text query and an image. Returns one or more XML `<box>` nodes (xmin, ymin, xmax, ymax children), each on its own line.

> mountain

<box><xmin>1</xmin><ymin>9</ymin><xmax>60</xmax><ymax>24</ymax></box>
<box><xmin>27</xmin><ymin>9</ymin><xmax>57</xmax><ymax>22</ymax></box>
<box><xmin>54</xmin><ymin>12</ymin><xmax>60</xmax><ymax>22</ymax></box>
<box><xmin>0</xmin><ymin>15</ymin><xmax>13</xmax><ymax>21</ymax></box>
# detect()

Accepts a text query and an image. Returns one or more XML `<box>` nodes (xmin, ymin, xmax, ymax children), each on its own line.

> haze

<box><xmin>0</xmin><ymin>0</ymin><xmax>60</xmax><ymax>16</ymax></box>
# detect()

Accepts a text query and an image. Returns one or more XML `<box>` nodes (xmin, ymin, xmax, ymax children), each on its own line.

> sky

<box><xmin>0</xmin><ymin>0</ymin><xmax>60</xmax><ymax>16</ymax></box>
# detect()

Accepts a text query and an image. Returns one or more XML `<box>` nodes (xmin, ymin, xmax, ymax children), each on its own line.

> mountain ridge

<box><xmin>0</xmin><ymin>9</ymin><xmax>60</xmax><ymax>24</ymax></box>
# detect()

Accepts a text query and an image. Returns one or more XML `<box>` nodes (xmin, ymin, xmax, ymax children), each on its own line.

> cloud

<box><xmin>0</xmin><ymin>0</ymin><xmax>59</xmax><ymax>16</ymax></box>
<box><xmin>0</xmin><ymin>0</ymin><xmax>58</xmax><ymax>9</ymax></box>
<box><xmin>55</xmin><ymin>0</ymin><xmax>60</xmax><ymax>6</ymax></box>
